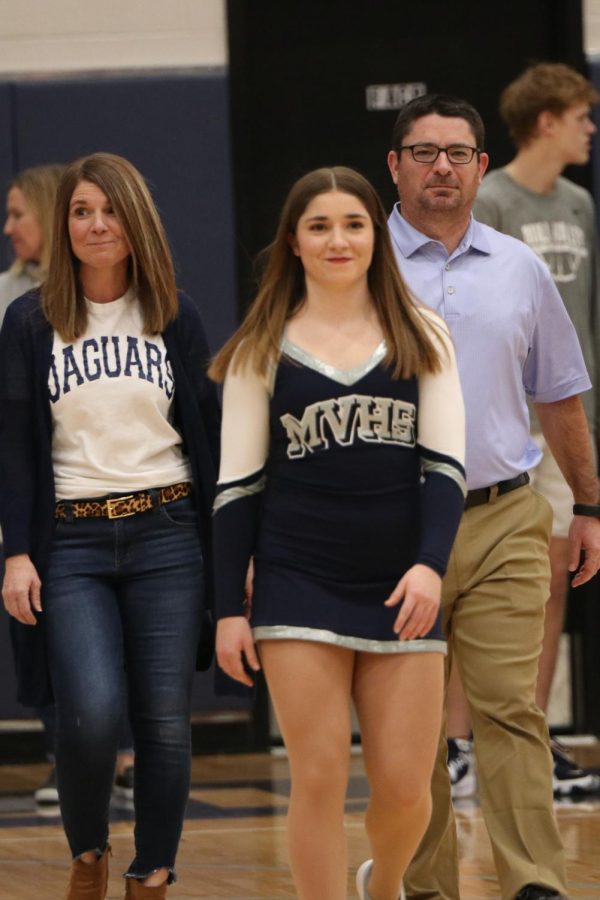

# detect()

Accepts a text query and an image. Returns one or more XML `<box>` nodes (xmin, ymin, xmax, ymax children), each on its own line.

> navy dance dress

<box><xmin>214</xmin><ymin>321</ymin><xmax>466</xmax><ymax>655</ymax></box>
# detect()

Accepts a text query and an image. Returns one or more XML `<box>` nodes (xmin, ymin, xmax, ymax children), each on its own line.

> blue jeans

<box><xmin>43</xmin><ymin>495</ymin><xmax>204</xmax><ymax>881</ymax></box>
<box><xmin>36</xmin><ymin>702</ymin><xmax>134</xmax><ymax>762</ymax></box>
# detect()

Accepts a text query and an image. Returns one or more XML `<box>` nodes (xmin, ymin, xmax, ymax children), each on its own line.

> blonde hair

<box><xmin>209</xmin><ymin>166</ymin><xmax>442</xmax><ymax>382</ymax></box>
<box><xmin>42</xmin><ymin>152</ymin><xmax>178</xmax><ymax>341</ymax></box>
<box><xmin>500</xmin><ymin>63</ymin><xmax>600</xmax><ymax>147</ymax></box>
<box><xmin>8</xmin><ymin>164</ymin><xmax>65</xmax><ymax>275</ymax></box>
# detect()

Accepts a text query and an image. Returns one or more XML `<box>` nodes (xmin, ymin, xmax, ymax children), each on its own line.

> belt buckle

<box><xmin>106</xmin><ymin>495</ymin><xmax>135</xmax><ymax>519</ymax></box>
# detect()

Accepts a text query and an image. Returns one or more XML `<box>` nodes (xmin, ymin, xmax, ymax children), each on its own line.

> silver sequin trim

<box><xmin>281</xmin><ymin>338</ymin><xmax>387</xmax><ymax>386</ymax></box>
<box><xmin>252</xmin><ymin>625</ymin><xmax>446</xmax><ymax>654</ymax></box>
<box><xmin>213</xmin><ymin>475</ymin><xmax>267</xmax><ymax>513</ymax></box>
<box><xmin>421</xmin><ymin>458</ymin><xmax>467</xmax><ymax>498</ymax></box>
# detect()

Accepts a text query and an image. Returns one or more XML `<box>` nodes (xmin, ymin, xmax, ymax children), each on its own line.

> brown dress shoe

<box><xmin>66</xmin><ymin>846</ymin><xmax>110</xmax><ymax>899</ymax></box>
<box><xmin>124</xmin><ymin>877</ymin><xmax>168</xmax><ymax>899</ymax></box>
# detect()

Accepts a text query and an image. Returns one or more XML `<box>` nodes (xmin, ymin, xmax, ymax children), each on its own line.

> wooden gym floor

<box><xmin>0</xmin><ymin>745</ymin><xmax>598</xmax><ymax>899</ymax></box>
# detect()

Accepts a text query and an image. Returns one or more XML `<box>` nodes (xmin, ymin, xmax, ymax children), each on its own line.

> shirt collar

<box><xmin>388</xmin><ymin>202</ymin><xmax>492</xmax><ymax>259</ymax></box>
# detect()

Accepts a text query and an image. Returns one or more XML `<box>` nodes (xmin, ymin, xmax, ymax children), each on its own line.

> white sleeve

<box><xmin>417</xmin><ymin>309</ymin><xmax>466</xmax><ymax>484</ymax></box>
<box><xmin>217</xmin><ymin>358</ymin><xmax>271</xmax><ymax>485</ymax></box>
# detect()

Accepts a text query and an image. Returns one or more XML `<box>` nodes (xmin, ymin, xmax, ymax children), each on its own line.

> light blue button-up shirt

<box><xmin>388</xmin><ymin>204</ymin><xmax>591</xmax><ymax>489</ymax></box>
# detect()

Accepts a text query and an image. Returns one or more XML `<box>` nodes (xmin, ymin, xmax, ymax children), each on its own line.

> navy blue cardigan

<box><xmin>0</xmin><ymin>289</ymin><xmax>220</xmax><ymax>706</ymax></box>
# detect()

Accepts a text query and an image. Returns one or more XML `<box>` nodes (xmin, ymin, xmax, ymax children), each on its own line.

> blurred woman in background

<box><xmin>1</xmin><ymin>164</ymin><xmax>64</xmax><ymax>317</ymax></box>
<box><xmin>1</xmin><ymin>164</ymin><xmax>66</xmax><ymax>810</ymax></box>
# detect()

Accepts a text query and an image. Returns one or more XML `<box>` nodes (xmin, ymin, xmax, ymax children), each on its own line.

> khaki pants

<box><xmin>405</xmin><ymin>486</ymin><xmax>567</xmax><ymax>900</ymax></box>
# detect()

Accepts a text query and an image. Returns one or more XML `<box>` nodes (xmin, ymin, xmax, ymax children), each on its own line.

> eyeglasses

<box><xmin>399</xmin><ymin>143</ymin><xmax>481</xmax><ymax>164</ymax></box>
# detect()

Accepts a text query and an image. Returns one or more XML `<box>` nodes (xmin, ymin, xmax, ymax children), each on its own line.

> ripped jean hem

<box><xmin>123</xmin><ymin>867</ymin><xmax>176</xmax><ymax>885</ymax></box>
<box><xmin>73</xmin><ymin>842</ymin><xmax>110</xmax><ymax>861</ymax></box>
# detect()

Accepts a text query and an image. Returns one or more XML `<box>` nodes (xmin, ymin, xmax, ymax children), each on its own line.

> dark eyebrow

<box><xmin>305</xmin><ymin>212</ymin><xmax>368</xmax><ymax>221</ymax></box>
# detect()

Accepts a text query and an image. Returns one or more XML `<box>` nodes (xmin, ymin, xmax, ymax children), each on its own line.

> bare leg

<box><xmin>259</xmin><ymin>640</ymin><xmax>354</xmax><ymax>900</ymax></box>
<box><xmin>116</xmin><ymin>751</ymin><xmax>135</xmax><ymax>776</ymax></box>
<box><xmin>354</xmin><ymin>652</ymin><xmax>444</xmax><ymax>900</ymax></box>
<box><xmin>142</xmin><ymin>868</ymin><xmax>168</xmax><ymax>887</ymax></box>
<box><xmin>536</xmin><ymin>536</ymin><xmax>569</xmax><ymax>712</ymax></box>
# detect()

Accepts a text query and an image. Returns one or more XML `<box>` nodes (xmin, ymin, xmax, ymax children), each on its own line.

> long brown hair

<box><xmin>42</xmin><ymin>152</ymin><xmax>178</xmax><ymax>341</ymax></box>
<box><xmin>209</xmin><ymin>166</ymin><xmax>442</xmax><ymax>382</ymax></box>
<box><xmin>7</xmin><ymin>164</ymin><xmax>65</xmax><ymax>275</ymax></box>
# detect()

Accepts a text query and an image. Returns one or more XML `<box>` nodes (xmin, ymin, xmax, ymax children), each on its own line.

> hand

<box><xmin>384</xmin><ymin>564</ymin><xmax>442</xmax><ymax>641</ymax></box>
<box><xmin>3</xmin><ymin>554</ymin><xmax>42</xmax><ymax>625</ymax></box>
<box><xmin>216</xmin><ymin>616</ymin><xmax>261</xmax><ymax>686</ymax></box>
<box><xmin>568</xmin><ymin>516</ymin><xmax>600</xmax><ymax>587</ymax></box>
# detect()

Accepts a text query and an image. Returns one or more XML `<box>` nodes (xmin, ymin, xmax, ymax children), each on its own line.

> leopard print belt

<box><xmin>55</xmin><ymin>481</ymin><xmax>192</xmax><ymax>521</ymax></box>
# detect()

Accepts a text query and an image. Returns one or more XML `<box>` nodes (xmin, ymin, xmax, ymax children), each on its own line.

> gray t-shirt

<box><xmin>474</xmin><ymin>169</ymin><xmax>599</xmax><ymax>432</ymax></box>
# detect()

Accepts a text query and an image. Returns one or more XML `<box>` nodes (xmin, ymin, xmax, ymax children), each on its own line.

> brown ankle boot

<box><xmin>124</xmin><ymin>878</ymin><xmax>168</xmax><ymax>899</ymax></box>
<box><xmin>65</xmin><ymin>845</ymin><xmax>111</xmax><ymax>899</ymax></box>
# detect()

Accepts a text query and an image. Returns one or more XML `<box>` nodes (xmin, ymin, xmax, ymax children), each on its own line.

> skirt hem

<box><xmin>252</xmin><ymin>624</ymin><xmax>446</xmax><ymax>654</ymax></box>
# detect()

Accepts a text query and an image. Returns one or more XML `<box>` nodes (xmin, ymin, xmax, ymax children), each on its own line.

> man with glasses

<box><xmin>386</xmin><ymin>93</ymin><xmax>600</xmax><ymax>900</ymax></box>
<box><xmin>472</xmin><ymin>64</ymin><xmax>600</xmax><ymax>800</ymax></box>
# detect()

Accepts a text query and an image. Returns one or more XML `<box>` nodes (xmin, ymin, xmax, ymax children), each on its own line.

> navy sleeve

<box><xmin>212</xmin><ymin>355</ymin><xmax>270</xmax><ymax>619</ymax></box>
<box><xmin>213</xmin><ymin>469</ymin><xmax>266</xmax><ymax>618</ymax></box>
<box><xmin>416</xmin><ymin>449</ymin><xmax>466</xmax><ymax>576</ymax></box>
<box><xmin>414</xmin><ymin>312</ymin><xmax>466</xmax><ymax>576</ymax></box>
<box><xmin>176</xmin><ymin>293</ymin><xmax>221</xmax><ymax>470</ymax></box>
<box><xmin>0</xmin><ymin>301</ymin><xmax>37</xmax><ymax>557</ymax></box>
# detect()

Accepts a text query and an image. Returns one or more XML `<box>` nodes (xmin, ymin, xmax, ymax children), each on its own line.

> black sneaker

<box><xmin>113</xmin><ymin>764</ymin><xmax>134</xmax><ymax>801</ymax></box>
<box><xmin>551</xmin><ymin>739</ymin><xmax>600</xmax><ymax>798</ymax></box>
<box><xmin>514</xmin><ymin>884</ymin><xmax>565</xmax><ymax>899</ymax></box>
<box><xmin>447</xmin><ymin>738</ymin><xmax>476</xmax><ymax>799</ymax></box>
<box><xmin>34</xmin><ymin>767</ymin><xmax>59</xmax><ymax>807</ymax></box>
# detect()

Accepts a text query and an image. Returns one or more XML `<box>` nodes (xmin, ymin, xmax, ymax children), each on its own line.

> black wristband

<box><xmin>573</xmin><ymin>503</ymin><xmax>600</xmax><ymax>517</ymax></box>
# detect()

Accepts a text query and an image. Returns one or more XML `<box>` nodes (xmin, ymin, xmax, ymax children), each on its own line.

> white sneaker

<box><xmin>356</xmin><ymin>859</ymin><xmax>406</xmax><ymax>899</ymax></box>
<box><xmin>447</xmin><ymin>737</ymin><xmax>476</xmax><ymax>799</ymax></box>
<box><xmin>356</xmin><ymin>860</ymin><xmax>372</xmax><ymax>900</ymax></box>
<box><xmin>34</xmin><ymin>767</ymin><xmax>59</xmax><ymax>806</ymax></box>
<box><xmin>551</xmin><ymin>739</ymin><xmax>600</xmax><ymax>798</ymax></box>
